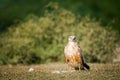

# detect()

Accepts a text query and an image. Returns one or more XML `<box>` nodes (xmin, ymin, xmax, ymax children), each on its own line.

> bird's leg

<box><xmin>78</xmin><ymin>63</ymin><xmax>81</xmax><ymax>71</ymax></box>
<box><xmin>68</xmin><ymin>65</ymin><xmax>72</xmax><ymax>71</ymax></box>
<box><xmin>80</xmin><ymin>65</ymin><xmax>85</xmax><ymax>70</ymax></box>
<box><xmin>79</xmin><ymin>63</ymin><xmax>85</xmax><ymax>70</ymax></box>
<box><xmin>67</xmin><ymin>65</ymin><xmax>72</xmax><ymax>71</ymax></box>
<box><xmin>79</xmin><ymin>66</ymin><xmax>81</xmax><ymax>71</ymax></box>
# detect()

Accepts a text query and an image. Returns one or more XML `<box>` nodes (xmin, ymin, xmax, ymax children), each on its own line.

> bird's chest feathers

<box><xmin>67</xmin><ymin>42</ymin><xmax>79</xmax><ymax>56</ymax></box>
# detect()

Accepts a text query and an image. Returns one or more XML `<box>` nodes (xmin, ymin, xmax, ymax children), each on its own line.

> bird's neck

<box><xmin>68</xmin><ymin>41</ymin><xmax>77</xmax><ymax>46</ymax></box>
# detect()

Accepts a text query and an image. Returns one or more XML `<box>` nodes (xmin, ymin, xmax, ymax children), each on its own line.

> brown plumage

<box><xmin>64</xmin><ymin>36</ymin><xmax>90</xmax><ymax>70</ymax></box>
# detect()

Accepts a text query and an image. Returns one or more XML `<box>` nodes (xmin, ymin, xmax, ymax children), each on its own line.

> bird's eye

<box><xmin>73</xmin><ymin>37</ymin><xmax>76</xmax><ymax>40</ymax></box>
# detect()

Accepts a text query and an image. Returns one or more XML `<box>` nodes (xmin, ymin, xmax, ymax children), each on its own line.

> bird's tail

<box><xmin>83</xmin><ymin>62</ymin><xmax>90</xmax><ymax>70</ymax></box>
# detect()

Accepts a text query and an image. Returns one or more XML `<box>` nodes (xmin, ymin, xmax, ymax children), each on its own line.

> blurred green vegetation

<box><xmin>0</xmin><ymin>0</ymin><xmax>120</xmax><ymax>31</ymax></box>
<box><xmin>0</xmin><ymin>3</ymin><xmax>119</xmax><ymax>64</ymax></box>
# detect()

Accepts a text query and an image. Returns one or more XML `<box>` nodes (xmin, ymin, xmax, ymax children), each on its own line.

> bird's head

<box><xmin>68</xmin><ymin>36</ymin><xmax>77</xmax><ymax>42</ymax></box>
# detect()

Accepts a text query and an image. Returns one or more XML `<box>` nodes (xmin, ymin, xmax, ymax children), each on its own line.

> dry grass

<box><xmin>0</xmin><ymin>63</ymin><xmax>120</xmax><ymax>80</ymax></box>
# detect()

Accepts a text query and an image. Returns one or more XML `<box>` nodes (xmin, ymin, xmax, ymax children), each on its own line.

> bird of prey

<box><xmin>64</xmin><ymin>36</ymin><xmax>90</xmax><ymax>70</ymax></box>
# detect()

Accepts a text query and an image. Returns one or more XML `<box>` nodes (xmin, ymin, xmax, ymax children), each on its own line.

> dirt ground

<box><xmin>0</xmin><ymin>63</ymin><xmax>120</xmax><ymax>80</ymax></box>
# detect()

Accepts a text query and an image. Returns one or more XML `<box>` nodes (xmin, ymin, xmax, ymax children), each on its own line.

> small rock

<box><xmin>52</xmin><ymin>70</ymin><xmax>60</xmax><ymax>74</ymax></box>
<box><xmin>28</xmin><ymin>68</ymin><xmax>34</xmax><ymax>72</ymax></box>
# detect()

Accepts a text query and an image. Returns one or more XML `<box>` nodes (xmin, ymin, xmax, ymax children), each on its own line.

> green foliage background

<box><xmin>0</xmin><ymin>0</ymin><xmax>120</xmax><ymax>31</ymax></box>
<box><xmin>0</xmin><ymin>3</ymin><xmax>119</xmax><ymax>64</ymax></box>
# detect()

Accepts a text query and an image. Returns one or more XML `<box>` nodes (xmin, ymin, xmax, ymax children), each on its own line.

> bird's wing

<box><xmin>77</xmin><ymin>45</ymin><xmax>84</xmax><ymax>63</ymax></box>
